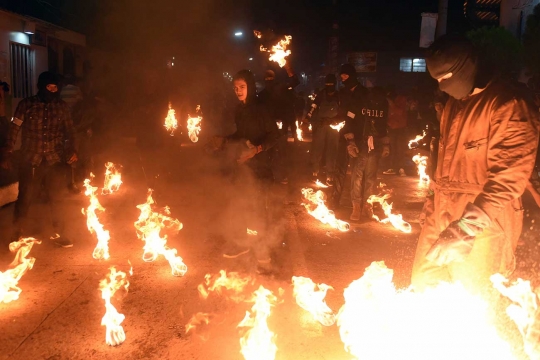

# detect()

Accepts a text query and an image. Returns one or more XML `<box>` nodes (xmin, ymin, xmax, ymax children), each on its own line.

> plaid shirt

<box><xmin>7</xmin><ymin>95</ymin><xmax>76</xmax><ymax>166</ymax></box>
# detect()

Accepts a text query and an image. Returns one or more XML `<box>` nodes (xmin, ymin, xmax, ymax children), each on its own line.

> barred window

<box><xmin>10</xmin><ymin>42</ymin><xmax>34</xmax><ymax>98</ymax></box>
<box><xmin>399</xmin><ymin>58</ymin><xmax>426</xmax><ymax>73</ymax></box>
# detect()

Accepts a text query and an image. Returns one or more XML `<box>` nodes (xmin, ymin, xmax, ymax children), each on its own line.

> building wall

<box><xmin>500</xmin><ymin>0</ymin><xmax>540</xmax><ymax>38</ymax></box>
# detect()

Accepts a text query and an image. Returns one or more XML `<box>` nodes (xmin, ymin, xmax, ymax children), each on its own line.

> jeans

<box><xmin>387</xmin><ymin>128</ymin><xmax>408</xmax><ymax>170</ymax></box>
<box><xmin>14</xmin><ymin>160</ymin><xmax>68</xmax><ymax>234</ymax></box>
<box><xmin>332</xmin><ymin>138</ymin><xmax>348</xmax><ymax>206</ymax></box>
<box><xmin>311</xmin><ymin>124</ymin><xmax>339</xmax><ymax>176</ymax></box>
<box><xmin>350</xmin><ymin>149</ymin><xmax>381</xmax><ymax>204</ymax></box>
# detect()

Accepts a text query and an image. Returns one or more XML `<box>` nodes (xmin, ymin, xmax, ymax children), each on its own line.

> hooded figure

<box><xmin>37</xmin><ymin>71</ymin><xmax>60</xmax><ymax>103</ymax></box>
<box><xmin>412</xmin><ymin>35</ymin><xmax>540</xmax><ymax>295</ymax></box>
<box><xmin>339</xmin><ymin>63</ymin><xmax>359</xmax><ymax>90</ymax></box>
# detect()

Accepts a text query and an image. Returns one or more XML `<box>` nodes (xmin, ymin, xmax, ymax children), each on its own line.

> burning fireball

<box><xmin>164</xmin><ymin>102</ymin><xmax>178</xmax><ymax>136</ymax></box>
<box><xmin>412</xmin><ymin>154</ymin><xmax>430</xmax><ymax>184</ymax></box>
<box><xmin>408</xmin><ymin>130</ymin><xmax>427</xmax><ymax>149</ymax></box>
<box><xmin>134</xmin><ymin>189</ymin><xmax>188</xmax><ymax>276</ymax></box>
<box><xmin>292</xmin><ymin>276</ymin><xmax>335</xmax><ymax>326</ymax></box>
<box><xmin>198</xmin><ymin>270</ymin><xmax>253</xmax><ymax>303</ymax></box>
<box><xmin>260</xmin><ymin>35</ymin><xmax>292</xmax><ymax>68</ymax></box>
<box><xmin>295</xmin><ymin>120</ymin><xmax>303</xmax><ymax>141</ymax></box>
<box><xmin>330</xmin><ymin>121</ymin><xmax>345</xmax><ymax>132</ymax></box>
<box><xmin>99</xmin><ymin>266</ymin><xmax>130</xmax><ymax>346</ymax></box>
<box><xmin>314</xmin><ymin>179</ymin><xmax>329</xmax><ymax>188</ymax></box>
<box><xmin>83</xmin><ymin>175</ymin><xmax>111</xmax><ymax>260</ymax></box>
<box><xmin>367</xmin><ymin>194</ymin><xmax>412</xmax><ymax>233</ymax></box>
<box><xmin>101</xmin><ymin>162</ymin><xmax>122</xmax><ymax>195</ymax></box>
<box><xmin>187</xmin><ymin>105</ymin><xmax>203</xmax><ymax>143</ymax></box>
<box><xmin>0</xmin><ymin>237</ymin><xmax>41</xmax><ymax>304</ymax></box>
<box><xmin>301</xmin><ymin>188</ymin><xmax>350</xmax><ymax>232</ymax></box>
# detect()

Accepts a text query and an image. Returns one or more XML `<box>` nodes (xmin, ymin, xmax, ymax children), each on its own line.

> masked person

<box><xmin>339</xmin><ymin>64</ymin><xmax>390</xmax><ymax>221</ymax></box>
<box><xmin>306</xmin><ymin>74</ymin><xmax>341</xmax><ymax>185</ymax></box>
<box><xmin>214</xmin><ymin>70</ymin><xmax>280</xmax><ymax>272</ymax></box>
<box><xmin>411</xmin><ymin>36</ymin><xmax>540</xmax><ymax>294</ymax></box>
<box><xmin>0</xmin><ymin>71</ymin><xmax>78</xmax><ymax>248</ymax></box>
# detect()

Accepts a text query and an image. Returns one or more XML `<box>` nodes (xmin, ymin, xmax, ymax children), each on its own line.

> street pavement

<box><xmin>0</xmin><ymin>134</ymin><xmax>538</xmax><ymax>360</ymax></box>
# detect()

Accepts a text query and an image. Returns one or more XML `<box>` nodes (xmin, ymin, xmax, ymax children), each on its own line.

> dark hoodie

<box><xmin>227</xmin><ymin>70</ymin><xmax>280</xmax><ymax>178</ymax></box>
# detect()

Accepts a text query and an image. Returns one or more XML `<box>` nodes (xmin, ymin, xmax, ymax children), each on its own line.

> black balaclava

<box><xmin>233</xmin><ymin>69</ymin><xmax>257</xmax><ymax>105</ymax></box>
<box><xmin>37</xmin><ymin>71</ymin><xmax>60</xmax><ymax>103</ymax></box>
<box><xmin>426</xmin><ymin>36</ymin><xmax>478</xmax><ymax>100</ymax></box>
<box><xmin>325</xmin><ymin>73</ymin><xmax>336</xmax><ymax>94</ymax></box>
<box><xmin>339</xmin><ymin>63</ymin><xmax>358</xmax><ymax>90</ymax></box>
<box><xmin>264</xmin><ymin>69</ymin><xmax>275</xmax><ymax>89</ymax></box>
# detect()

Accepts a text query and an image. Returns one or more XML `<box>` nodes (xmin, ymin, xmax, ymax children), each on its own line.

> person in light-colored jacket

<box><xmin>411</xmin><ymin>36</ymin><xmax>540</xmax><ymax>294</ymax></box>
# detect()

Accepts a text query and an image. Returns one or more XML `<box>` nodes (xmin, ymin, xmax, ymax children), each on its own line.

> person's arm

<box><xmin>261</xmin><ymin>108</ymin><xmax>280</xmax><ymax>151</ymax></box>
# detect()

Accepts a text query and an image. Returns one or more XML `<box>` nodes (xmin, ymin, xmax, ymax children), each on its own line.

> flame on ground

<box><xmin>314</xmin><ymin>180</ymin><xmax>328</xmax><ymax>188</ymax></box>
<box><xmin>186</xmin><ymin>312</ymin><xmax>212</xmax><ymax>334</ymax></box>
<box><xmin>102</xmin><ymin>162</ymin><xmax>123</xmax><ymax>195</ymax></box>
<box><xmin>367</xmin><ymin>194</ymin><xmax>411</xmax><ymax>233</ymax></box>
<box><xmin>408</xmin><ymin>130</ymin><xmax>427</xmax><ymax>149</ymax></box>
<box><xmin>491</xmin><ymin>274</ymin><xmax>540</xmax><ymax>359</ymax></box>
<box><xmin>82</xmin><ymin>175</ymin><xmax>111</xmax><ymax>260</ymax></box>
<box><xmin>187</xmin><ymin>105</ymin><xmax>203</xmax><ymax>143</ymax></box>
<box><xmin>295</xmin><ymin>120</ymin><xmax>303</xmax><ymax>141</ymax></box>
<box><xmin>238</xmin><ymin>285</ymin><xmax>278</xmax><ymax>360</ymax></box>
<box><xmin>337</xmin><ymin>261</ymin><xmax>517</xmax><ymax>360</ymax></box>
<box><xmin>412</xmin><ymin>154</ymin><xmax>430</xmax><ymax>184</ymax></box>
<box><xmin>0</xmin><ymin>237</ymin><xmax>41</xmax><ymax>303</ymax></box>
<box><xmin>164</xmin><ymin>102</ymin><xmax>178</xmax><ymax>136</ymax></box>
<box><xmin>134</xmin><ymin>189</ymin><xmax>187</xmax><ymax>276</ymax></box>
<box><xmin>260</xmin><ymin>35</ymin><xmax>292</xmax><ymax>68</ymax></box>
<box><xmin>292</xmin><ymin>276</ymin><xmax>335</xmax><ymax>326</ymax></box>
<box><xmin>330</xmin><ymin>121</ymin><xmax>345</xmax><ymax>132</ymax></box>
<box><xmin>301</xmin><ymin>188</ymin><xmax>350</xmax><ymax>232</ymax></box>
<box><xmin>99</xmin><ymin>267</ymin><xmax>130</xmax><ymax>346</ymax></box>
<box><xmin>198</xmin><ymin>270</ymin><xmax>253</xmax><ymax>303</ymax></box>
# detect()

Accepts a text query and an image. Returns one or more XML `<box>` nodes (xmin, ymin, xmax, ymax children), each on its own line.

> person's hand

<box><xmin>67</xmin><ymin>152</ymin><xmax>78</xmax><ymax>164</ymax></box>
<box><xmin>237</xmin><ymin>145</ymin><xmax>261</xmax><ymax>164</ymax></box>
<box><xmin>381</xmin><ymin>145</ymin><xmax>390</xmax><ymax>158</ymax></box>
<box><xmin>425</xmin><ymin>220</ymin><xmax>476</xmax><ymax>266</ymax></box>
<box><xmin>347</xmin><ymin>141</ymin><xmax>359</xmax><ymax>158</ymax></box>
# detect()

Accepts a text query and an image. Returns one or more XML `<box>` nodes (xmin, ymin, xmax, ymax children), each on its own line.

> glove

<box><xmin>381</xmin><ymin>145</ymin><xmax>390</xmax><ymax>158</ymax></box>
<box><xmin>347</xmin><ymin>141</ymin><xmax>359</xmax><ymax>158</ymax></box>
<box><xmin>425</xmin><ymin>219</ymin><xmax>478</xmax><ymax>266</ymax></box>
<box><xmin>237</xmin><ymin>143</ymin><xmax>262</xmax><ymax>164</ymax></box>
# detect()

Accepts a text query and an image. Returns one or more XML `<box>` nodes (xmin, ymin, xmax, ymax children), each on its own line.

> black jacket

<box><xmin>259</xmin><ymin>75</ymin><xmax>300</xmax><ymax>123</ymax></box>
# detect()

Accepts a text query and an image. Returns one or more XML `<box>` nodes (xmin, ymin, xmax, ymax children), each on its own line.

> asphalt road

<box><xmin>0</xmin><ymin>134</ymin><xmax>538</xmax><ymax>360</ymax></box>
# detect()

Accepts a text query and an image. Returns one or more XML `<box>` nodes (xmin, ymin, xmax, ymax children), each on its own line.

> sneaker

<box><xmin>383</xmin><ymin>169</ymin><xmax>396</xmax><ymax>175</ymax></box>
<box><xmin>223</xmin><ymin>243</ymin><xmax>250</xmax><ymax>259</ymax></box>
<box><xmin>51</xmin><ymin>233</ymin><xmax>73</xmax><ymax>248</ymax></box>
<box><xmin>399</xmin><ymin>168</ymin><xmax>407</xmax><ymax>177</ymax></box>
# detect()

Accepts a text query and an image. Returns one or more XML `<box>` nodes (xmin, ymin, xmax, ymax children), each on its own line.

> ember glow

<box><xmin>186</xmin><ymin>312</ymin><xmax>212</xmax><ymax>334</ymax></box>
<box><xmin>295</xmin><ymin>120</ymin><xmax>303</xmax><ymax>141</ymax></box>
<box><xmin>301</xmin><ymin>188</ymin><xmax>350</xmax><ymax>232</ymax></box>
<box><xmin>99</xmin><ymin>267</ymin><xmax>130</xmax><ymax>346</ymax></box>
<box><xmin>164</xmin><ymin>102</ymin><xmax>178</xmax><ymax>136</ymax></box>
<box><xmin>187</xmin><ymin>105</ymin><xmax>203</xmax><ymax>143</ymax></box>
<box><xmin>314</xmin><ymin>179</ymin><xmax>329</xmax><ymax>188</ymax></box>
<box><xmin>82</xmin><ymin>175</ymin><xmax>111</xmax><ymax>260</ymax></box>
<box><xmin>238</xmin><ymin>286</ymin><xmax>278</xmax><ymax>360</ymax></box>
<box><xmin>260</xmin><ymin>35</ymin><xmax>292</xmax><ymax>67</ymax></box>
<box><xmin>134</xmin><ymin>189</ymin><xmax>188</xmax><ymax>276</ymax></box>
<box><xmin>408</xmin><ymin>130</ymin><xmax>427</xmax><ymax>149</ymax></box>
<box><xmin>198</xmin><ymin>270</ymin><xmax>253</xmax><ymax>303</ymax></box>
<box><xmin>330</xmin><ymin>121</ymin><xmax>345</xmax><ymax>132</ymax></box>
<box><xmin>276</xmin><ymin>121</ymin><xmax>283</xmax><ymax>130</ymax></box>
<box><xmin>0</xmin><ymin>237</ymin><xmax>41</xmax><ymax>304</ymax></box>
<box><xmin>101</xmin><ymin>162</ymin><xmax>122</xmax><ymax>195</ymax></box>
<box><xmin>337</xmin><ymin>261</ymin><xmax>517</xmax><ymax>360</ymax></box>
<box><xmin>253</xmin><ymin>30</ymin><xmax>262</xmax><ymax>38</ymax></box>
<box><xmin>247</xmin><ymin>228</ymin><xmax>258</xmax><ymax>236</ymax></box>
<box><xmin>367</xmin><ymin>194</ymin><xmax>412</xmax><ymax>233</ymax></box>
<box><xmin>292</xmin><ymin>276</ymin><xmax>336</xmax><ymax>326</ymax></box>
<box><xmin>412</xmin><ymin>154</ymin><xmax>430</xmax><ymax>183</ymax></box>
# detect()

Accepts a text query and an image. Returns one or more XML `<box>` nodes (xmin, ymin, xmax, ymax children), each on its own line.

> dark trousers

<box><xmin>271</xmin><ymin>133</ymin><xmax>289</xmax><ymax>181</ymax></box>
<box><xmin>332</xmin><ymin>138</ymin><xmax>348</xmax><ymax>206</ymax></box>
<box><xmin>14</xmin><ymin>161</ymin><xmax>67</xmax><ymax>234</ymax></box>
<box><xmin>311</xmin><ymin>124</ymin><xmax>339</xmax><ymax>176</ymax></box>
<box><xmin>350</xmin><ymin>150</ymin><xmax>380</xmax><ymax>204</ymax></box>
<box><xmin>387</xmin><ymin>128</ymin><xmax>409</xmax><ymax>171</ymax></box>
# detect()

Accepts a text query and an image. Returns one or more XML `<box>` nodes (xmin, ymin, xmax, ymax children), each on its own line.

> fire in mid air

<box><xmin>412</xmin><ymin>154</ymin><xmax>430</xmax><ymax>184</ymax></box>
<box><xmin>164</xmin><ymin>102</ymin><xmax>178</xmax><ymax>136</ymax></box>
<box><xmin>330</xmin><ymin>121</ymin><xmax>345</xmax><ymax>132</ymax></box>
<box><xmin>408</xmin><ymin>130</ymin><xmax>427</xmax><ymax>149</ymax></box>
<box><xmin>260</xmin><ymin>35</ymin><xmax>292</xmax><ymax>68</ymax></box>
<box><xmin>134</xmin><ymin>189</ymin><xmax>187</xmax><ymax>276</ymax></box>
<box><xmin>0</xmin><ymin>237</ymin><xmax>41</xmax><ymax>304</ymax></box>
<box><xmin>301</xmin><ymin>188</ymin><xmax>350</xmax><ymax>232</ymax></box>
<box><xmin>187</xmin><ymin>105</ymin><xmax>203</xmax><ymax>143</ymax></box>
<box><xmin>295</xmin><ymin>120</ymin><xmax>303</xmax><ymax>141</ymax></box>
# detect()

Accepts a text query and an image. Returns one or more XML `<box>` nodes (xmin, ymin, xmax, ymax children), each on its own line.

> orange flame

<box><xmin>408</xmin><ymin>130</ymin><xmax>427</xmax><ymax>149</ymax></box>
<box><xmin>99</xmin><ymin>266</ymin><xmax>130</xmax><ymax>346</ymax></box>
<box><xmin>187</xmin><ymin>105</ymin><xmax>202</xmax><ymax>143</ymax></box>
<box><xmin>308</xmin><ymin>123</ymin><xmax>312</xmax><ymax>132</ymax></box>
<box><xmin>247</xmin><ymin>228</ymin><xmax>258</xmax><ymax>236</ymax></box>
<box><xmin>82</xmin><ymin>175</ymin><xmax>111</xmax><ymax>260</ymax></box>
<box><xmin>238</xmin><ymin>286</ymin><xmax>278</xmax><ymax>360</ymax></box>
<box><xmin>253</xmin><ymin>30</ymin><xmax>262</xmax><ymax>39</ymax></box>
<box><xmin>276</xmin><ymin>121</ymin><xmax>283</xmax><ymax>130</ymax></box>
<box><xmin>301</xmin><ymin>188</ymin><xmax>350</xmax><ymax>232</ymax></box>
<box><xmin>0</xmin><ymin>237</ymin><xmax>41</xmax><ymax>303</ymax></box>
<box><xmin>292</xmin><ymin>276</ymin><xmax>335</xmax><ymax>326</ymax></box>
<box><xmin>134</xmin><ymin>189</ymin><xmax>187</xmax><ymax>276</ymax></box>
<box><xmin>295</xmin><ymin>120</ymin><xmax>303</xmax><ymax>141</ymax></box>
<box><xmin>367</xmin><ymin>194</ymin><xmax>412</xmax><ymax>233</ymax></box>
<box><xmin>314</xmin><ymin>179</ymin><xmax>329</xmax><ymax>188</ymax></box>
<box><xmin>186</xmin><ymin>312</ymin><xmax>212</xmax><ymax>334</ymax></box>
<box><xmin>198</xmin><ymin>270</ymin><xmax>253</xmax><ymax>303</ymax></box>
<box><xmin>330</xmin><ymin>121</ymin><xmax>346</xmax><ymax>132</ymax></box>
<box><xmin>260</xmin><ymin>35</ymin><xmax>292</xmax><ymax>67</ymax></box>
<box><xmin>101</xmin><ymin>162</ymin><xmax>122</xmax><ymax>195</ymax></box>
<box><xmin>164</xmin><ymin>102</ymin><xmax>178</xmax><ymax>135</ymax></box>
<box><xmin>337</xmin><ymin>261</ymin><xmax>516</xmax><ymax>360</ymax></box>
<box><xmin>412</xmin><ymin>154</ymin><xmax>430</xmax><ymax>183</ymax></box>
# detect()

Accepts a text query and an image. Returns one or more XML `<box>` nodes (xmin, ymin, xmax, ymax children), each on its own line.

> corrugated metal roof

<box><xmin>464</xmin><ymin>0</ymin><xmax>502</xmax><ymax>25</ymax></box>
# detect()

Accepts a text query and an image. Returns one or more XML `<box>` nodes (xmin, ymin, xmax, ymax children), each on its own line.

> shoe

<box><xmin>223</xmin><ymin>243</ymin><xmax>250</xmax><ymax>259</ymax></box>
<box><xmin>350</xmin><ymin>201</ymin><xmax>362</xmax><ymax>221</ymax></box>
<box><xmin>399</xmin><ymin>168</ymin><xmax>407</xmax><ymax>177</ymax></box>
<box><xmin>383</xmin><ymin>169</ymin><xmax>396</xmax><ymax>175</ymax></box>
<box><xmin>51</xmin><ymin>233</ymin><xmax>73</xmax><ymax>248</ymax></box>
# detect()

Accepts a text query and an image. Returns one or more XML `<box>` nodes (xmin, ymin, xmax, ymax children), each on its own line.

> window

<box><xmin>10</xmin><ymin>42</ymin><xmax>34</xmax><ymax>98</ymax></box>
<box><xmin>399</xmin><ymin>58</ymin><xmax>426</xmax><ymax>73</ymax></box>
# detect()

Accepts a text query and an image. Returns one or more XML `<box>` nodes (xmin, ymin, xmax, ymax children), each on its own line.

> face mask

<box><xmin>342</xmin><ymin>76</ymin><xmax>358</xmax><ymax>90</ymax></box>
<box><xmin>38</xmin><ymin>83</ymin><xmax>59</xmax><ymax>103</ymax></box>
<box><xmin>437</xmin><ymin>56</ymin><xmax>478</xmax><ymax>99</ymax></box>
<box><xmin>325</xmin><ymin>85</ymin><xmax>336</xmax><ymax>94</ymax></box>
